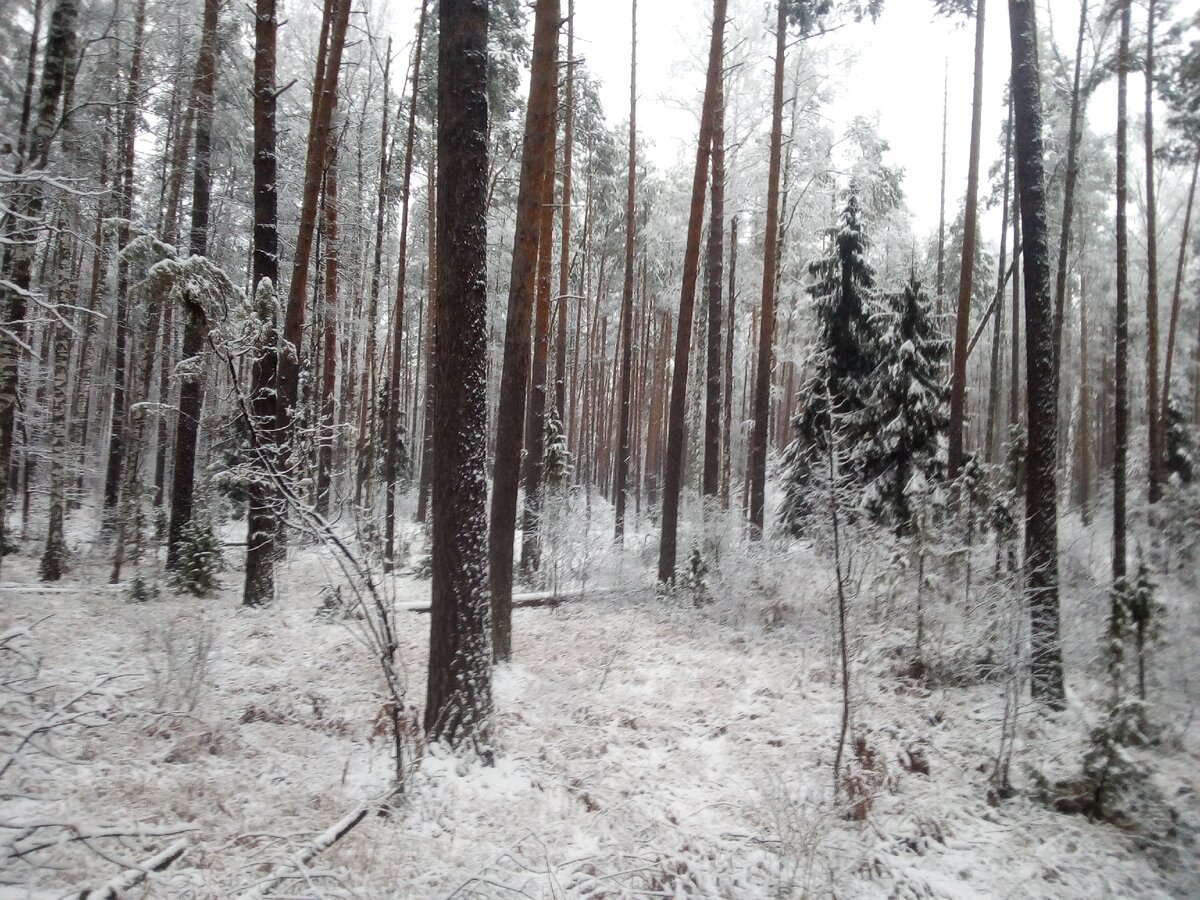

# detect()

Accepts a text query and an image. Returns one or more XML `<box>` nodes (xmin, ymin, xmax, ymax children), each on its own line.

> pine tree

<box><xmin>780</xmin><ymin>192</ymin><xmax>877</xmax><ymax>532</ymax></box>
<box><xmin>860</xmin><ymin>273</ymin><xmax>950</xmax><ymax>533</ymax></box>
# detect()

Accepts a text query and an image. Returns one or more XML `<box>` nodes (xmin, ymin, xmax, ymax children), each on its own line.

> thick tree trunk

<box><xmin>384</xmin><ymin>0</ymin><xmax>430</xmax><ymax>570</ymax></box>
<box><xmin>425</xmin><ymin>0</ymin><xmax>493</xmax><ymax>751</ymax></box>
<box><xmin>948</xmin><ymin>0</ymin><xmax>986</xmax><ymax>481</ymax></box>
<box><xmin>702</xmin><ymin>78</ymin><xmax>725</xmax><ymax>502</ymax></box>
<box><xmin>658</xmin><ymin>0</ymin><xmax>726</xmax><ymax>582</ymax></box>
<box><xmin>1113</xmin><ymin>0</ymin><xmax>1131</xmax><ymax>583</ymax></box>
<box><xmin>1010</xmin><ymin>166</ymin><xmax>1022</xmax><ymax>431</ymax></box>
<box><xmin>242</xmin><ymin>0</ymin><xmax>280</xmax><ymax>607</ymax></box>
<box><xmin>747</xmin><ymin>0</ymin><xmax>783</xmax><ymax>536</ymax></box>
<box><xmin>614</xmin><ymin>0</ymin><xmax>638</xmax><ymax>542</ymax></box>
<box><xmin>0</xmin><ymin>0</ymin><xmax>78</xmax><ymax>563</ymax></box>
<box><xmin>488</xmin><ymin>0</ymin><xmax>559</xmax><ymax>661</ymax></box>
<box><xmin>166</xmin><ymin>0</ymin><xmax>220</xmax><ymax>569</ymax></box>
<box><xmin>1008</xmin><ymin>0</ymin><xmax>1064</xmax><ymax>707</ymax></box>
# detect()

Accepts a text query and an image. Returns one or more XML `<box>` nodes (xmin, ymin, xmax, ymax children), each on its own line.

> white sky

<box><xmin>379</xmin><ymin>0</ymin><xmax>1175</xmax><ymax>243</ymax></box>
<box><xmin>574</xmin><ymin>0</ymin><xmax>1119</xmax><ymax>238</ymax></box>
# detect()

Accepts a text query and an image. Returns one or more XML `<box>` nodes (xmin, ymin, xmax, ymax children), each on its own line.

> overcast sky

<box><xmin>381</xmin><ymin>0</ymin><xmax>1182</xmax><ymax>244</ymax></box>
<box><xmin>573</xmin><ymin>0</ymin><xmax>1124</xmax><ymax>239</ymax></box>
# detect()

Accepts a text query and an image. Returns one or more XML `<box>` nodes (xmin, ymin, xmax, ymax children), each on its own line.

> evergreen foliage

<box><xmin>1163</xmin><ymin>394</ymin><xmax>1194</xmax><ymax>485</ymax></box>
<box><xmin>542</xmin><ymin>407</ymin><xmax>573</xmax><ymax>489</ymax></box>
<box><xmin>168</xmin><ymin>516</ymin><xmax>224</xmax><ymax>597</ymax></box>
<box><xmin>859</xmin><ymin>273</ymin><xmax>949</xmax><ymax>532</ymax></box>
<box><xmin>781</xmin><ymin>192</ymin><xmax>878</xmax><ymax>533</ymax></box>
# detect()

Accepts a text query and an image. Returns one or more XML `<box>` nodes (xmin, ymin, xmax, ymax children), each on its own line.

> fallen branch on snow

<box><xmin>235</xmin><ymin>802</ymin><xmax>369</xmax><ymax>899</ymax></box>
<box><xmin>76</xmin><ymin>838</ymin><xmax>188</xmax><ymax>899</ymax></box>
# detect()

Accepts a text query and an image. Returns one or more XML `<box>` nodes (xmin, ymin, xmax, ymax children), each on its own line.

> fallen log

<box><xmin>401</xmin><ymin>586</ymin><xmax>614</xmax><ymax>613</ymax></box>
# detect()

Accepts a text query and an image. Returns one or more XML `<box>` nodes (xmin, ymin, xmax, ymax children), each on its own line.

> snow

<box><xmin>1</xmin><ymin>508</ymin><xmax>1198</xmax><ymax>897</ymax></box>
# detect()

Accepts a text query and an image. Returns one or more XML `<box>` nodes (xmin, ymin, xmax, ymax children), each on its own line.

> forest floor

<box><xmin>1</xmin><ymin>506</ymin><xmax>1199</xmax><ymax>898</ymax></box>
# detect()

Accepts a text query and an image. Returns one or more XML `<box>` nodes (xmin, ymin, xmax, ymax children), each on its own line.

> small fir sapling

<box><xmin>168</xmin><ymin>516</ymin><xmax>223</xmax><ymax>597</ymax></box>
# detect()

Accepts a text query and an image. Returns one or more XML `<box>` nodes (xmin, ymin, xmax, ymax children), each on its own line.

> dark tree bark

<box><xmin>103</xmin><ymin>0</ymin><xmax>148</xmax><ymax>517</ymax></box>
<box><xmin>948</xmin><ymin>0</ymin><xmax>986</xmax><ymax>482</ymax></box>
<box><xmin>658</xmin><ymin>0</ymin><xmax>726</xmax><ymax>582</ymax></box>
<box><xmin>0</xmin><ymin>0</ymin><xmax>78</xmax><ymax>563</ymax></box>
<box><xmin>15</xmin><ymin>0</ymin><xmax>44</xmax><ymax>161</ymax></box>
<box><xmin>425</xmin><ymin>0</ymin><xmax>493</xmax><ymax>751</ymax></box>
<box><xmin>702</xmin><ymin>77</ymin><xmax>725</xmax><ymax>501</ymax></box>
<box><xmin>1113</xmin><ymin>0</ymin><xmax>1131</xmax><ymax>583</ymax></box>
<box><xmin>1008</xmin><ymin>0</ymin><xmax>1064</xmax><ymax>707</ymax></box>
<box><xmin>384</xmin><ymin>0</ymin><xmax>430</xmax><ymax>570</ymax></box>
<box><xmin>614</xmin><ymin>0</ymin><xmax>638</xmax><ymax>542</ymax></box>
<box><xmin>1143</xmin><ymin>0</ymin><xmax>1162</xmax><ymax>503</ymax></box>
<box><xmin>242</xmin><ymin>0</ymin><xmax>280</xmax><ymax>607</ymax></box>
<box><xmin>747</xmin><ymin>0</ymin><xmax>783</xmax><ymax>536</ymax></box>
<box><xmin>316</xmin><ymin>97</ymin><xmax>341</xmax><ymax>517</ymax></box>
<box><xmin>488</xmin><ymin>0</ymin><xmax>559</xmax><ymax>661</ymax></box>
<box><xmin>166</xmin><ymin>0</ymin><xmax>219</xmax><ymax>569</ymax></box>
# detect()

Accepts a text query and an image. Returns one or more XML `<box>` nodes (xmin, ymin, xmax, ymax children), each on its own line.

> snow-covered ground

<box><xmin>1</xmin><ymin>507</ymin><xmax>1197</xmax><ymax>898</ymax></box>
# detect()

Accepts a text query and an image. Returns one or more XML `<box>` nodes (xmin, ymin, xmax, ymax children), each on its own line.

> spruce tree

<box><xmin>781</xmin><ymin>191</ymin><xmax>878</xmax><ymax>532</ymax></box>
<box><xmin>860</xmin><ymin>273</ymin><xmax>950</xmax><ymax>533</ymax></box>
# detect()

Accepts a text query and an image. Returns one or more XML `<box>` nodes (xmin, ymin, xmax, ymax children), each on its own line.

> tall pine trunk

<box><xmin>658</xmin><ymin>0</ymin><xmax>726</xmax><ymax>582</ymax></box>
<box><xmin>614</xmin><ymin>0</ymin><xmax>637</xmax><ymax>542</ymax></box>
<box><xmin>1113</xmin><ymin>0</ymin><xmax>1131</xmax><ymax>583</ymax></box>
<box><xmin>1008</xmin><ymin>0</ymin><xmax>1064</xmax><ymax>706</ymax></box>
<box><xmin>948</xmin><ymin>0</ymin><xmax>986</xmax><ymax>481</ymax></box>
<box><xmin>488</xmin><ymin>0</ymin><xmax>559</xmax><ymax>661</ymax></box>
<box><xmin>243</xmin><ymin>0</ymin><xmax>280</xmax><ymax>607</ymax></box>
<box><xmin>425</xmin><ymin>0</ymin><xmax>493</xmax><ymax>751</ymax></box>
<box><xmin>747</xmin><ymin>0</ymin><xmax>783</xmax><ymax>535</ymax></box>
<box><xmin>702</xmin><ymin>77</ymin><xmax>725</xmax><ymax>501</ymax></box>
<box><xmin>166</xmin><ymin>0</ymin><xmax>219</xmax><ymax>568</ymax></box>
